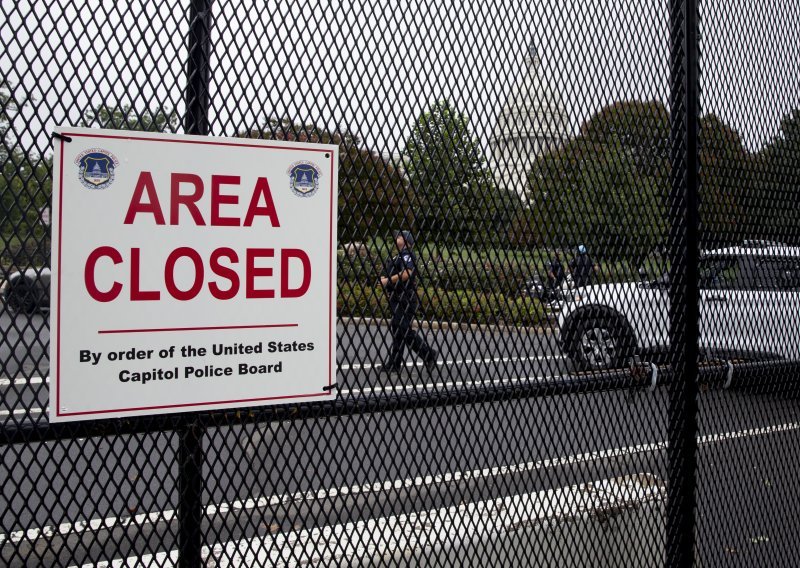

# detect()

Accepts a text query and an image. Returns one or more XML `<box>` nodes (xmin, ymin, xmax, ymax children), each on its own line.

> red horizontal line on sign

<box><xmin>98</xmin><ymin>323</ymin><xmax>298</xmax><ymax>334</ymax></box>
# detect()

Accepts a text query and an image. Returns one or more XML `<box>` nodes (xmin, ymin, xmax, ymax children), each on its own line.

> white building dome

<box><xmin>489</xmin><ymin>45</ymin><xmax>569</xmax><ymax>200</ymax></box>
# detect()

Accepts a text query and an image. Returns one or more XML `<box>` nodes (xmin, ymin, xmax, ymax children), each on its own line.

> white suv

<box><xmin>557</xmin><ymin>244</ymin><xmax>800</xmax><ymax>370</ymax></box>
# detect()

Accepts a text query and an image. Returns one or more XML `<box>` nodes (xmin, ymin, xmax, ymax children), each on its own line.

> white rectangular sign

<box><xmin>50</xmin><ymin>127</ymin><xmax>338</xmax><ymax>421</ymax></box>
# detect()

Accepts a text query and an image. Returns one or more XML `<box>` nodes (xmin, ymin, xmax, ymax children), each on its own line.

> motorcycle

<box><xmin>520</xmin><ymin>273</ymin><xmax>576</xmax><ymax>310</ymax></box>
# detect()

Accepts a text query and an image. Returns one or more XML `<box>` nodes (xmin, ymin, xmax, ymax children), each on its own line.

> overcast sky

<box><xmin>2</xmin><ymin>0</ymin><xmax>799</xmax><ymax>156</ymax></box>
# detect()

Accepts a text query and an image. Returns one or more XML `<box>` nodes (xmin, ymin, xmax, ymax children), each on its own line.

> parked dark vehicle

<box><xmin>0</xmin><ymin>268</ymin><xmax>51</xmax><ymax>315</ymax></box>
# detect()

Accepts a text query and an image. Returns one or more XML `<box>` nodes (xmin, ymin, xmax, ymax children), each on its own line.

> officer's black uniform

<box><xmin>549</xmin><ymin>257</ymin><xmax>565</xmax><ymax>287</ymax></box>
<box><xmin>570</xmin><ymin>251</ymin><xmax>595</xmax><ymax>287</ymax></box>
<box><xmin>382</xmin><ymin>242</ymin><xmax>436</xmax><ymax>372</ymax></box>
<box><xmin>547</xmin><ymin>256</ymin><xmax>565</xmax><ymax>299</ymax></box>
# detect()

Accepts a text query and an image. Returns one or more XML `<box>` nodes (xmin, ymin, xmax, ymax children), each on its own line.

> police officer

<box><xmin>379</xmin><ymin>230</ymin><xmax>437</xmax><ymax>373</ymax></box>
<box><xmin>569</xmin><ymin>244</ymin><xmax>597</xmax><ymax>288</ymax></box>
<box><xmin>546</xmin><ymin>250</ymin><xmax>566</xmax><ymax>301</ymax></box>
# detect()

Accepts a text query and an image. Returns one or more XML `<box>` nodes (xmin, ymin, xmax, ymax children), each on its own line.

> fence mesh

<box><xmin>0</xmin><ymin>0</ymin><xmax>799</xmax><ymax>566</ymax></box>
<box><xmin>692</xmin><ymin>3</ymin><xmax>800</xmax><ymax>566</ymax></box>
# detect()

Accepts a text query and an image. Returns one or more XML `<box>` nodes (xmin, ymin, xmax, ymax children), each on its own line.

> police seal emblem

<box><xmin>288</xmin><ymin>161</ymin><xmax>321</xmax><ymax>197</ymax></box>
<box><xmin>75</xmin><ymin>148</ymin><xmax>119</xmax><ymax>190</ymax></box>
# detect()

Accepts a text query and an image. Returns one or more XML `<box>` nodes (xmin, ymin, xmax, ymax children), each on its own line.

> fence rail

<box><xmin>2</xmin><ymin>358</ymin><xmax>798</xmax><ymax>445</ymax></box>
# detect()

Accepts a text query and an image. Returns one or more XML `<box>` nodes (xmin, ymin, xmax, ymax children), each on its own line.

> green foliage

<box><xmin>337</xmin><ymin>281</ymin><xmax>388</xmax><ymax>319</ymax></box>
<box><xmin>415</xmin><ymin>247</ymin><xmax>537</xmax><ymax>295</ymax></box>
<box><xmin>337</xmin><ymin>238</ymin><xmax>545</xmax><ymax>296</ymax></box>
<box><xmin>578</xmin><ymin>100</ymin><xmax>670</xmax><ymax>178</ymax></box>
<box><xmin>240</xmin><ymin>117</ymin><xmax>414</xmax><ymax>242</ymax></box>
<box><xmin>506</xmin><ymin>207</ymin><xmax>541</xmax><ymax>249</ymax></box>
<box><xmin>531</xmin><ymin>100</ymin><xmax>670</xmax><ymax>264</ymax></box>
<box><xmin>743</xmin><ymin>110</ymin><xmax>800</xmax><ymax>242</ymax></box>
<box><xmin>81</xmin><ymin>103</ymin><xmax>179</xmax><ymax>132</ymax></box>
<box><xmin>530</xmin><ymin>100</ymin><xmax>763</xmax><ymax>262</ymax></box>
<box><xmin>1</xmin><ymin>152</ymin><xmax>51</xmax><ymax>265</ymax></box>
<box><xmin>2</xmin><ymin>100</ymin><xmax>180</xmax><ymax>269</ymax></box>
<box><xmin>338</xmin><ymin>282</ymin><xmax>546</xmax><ymax>327</ymax></box>
<box><xmin>697</xmin><ymin>114</ymin><xmax>749</xmax><ymax>246</ymax></box>
<box><xmin>336</xmin><ymin>237</ymin><xmax>645</xmax><ymax>328</ymax></box>
<box><xmin>1</xmin><ymin>83</ymin><xmax>51</xmax><ymax>268</ymax></box>
<box><xmin>0</xmin><ymin>81</ymin><xmax>25</xmax><ymax>162</ymax></box>
<box><xmin>403</xmin><ymin>99</ymin><xmax>518</xmax><ymax>246</ymax></box>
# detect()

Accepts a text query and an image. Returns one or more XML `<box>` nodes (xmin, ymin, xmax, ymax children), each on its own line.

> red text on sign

<box><xmin>84</xmin><ymin>246</ymin><xmax>311</xmax><ymax>302</ymax></box>
<box><xmin>123</xmin><ymin>172</ymin><xmax>281</xmax><ymax>227</ymax></box>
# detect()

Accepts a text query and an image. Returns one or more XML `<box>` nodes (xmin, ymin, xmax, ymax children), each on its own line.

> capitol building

<box><xmin>489</xmin><ymin>46</ymin><xmax>570</xmax><ymax>202</ymax></box>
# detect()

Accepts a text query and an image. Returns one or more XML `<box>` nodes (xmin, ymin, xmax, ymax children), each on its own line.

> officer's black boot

<box><xmin>424</xmin><ymin>348</ymin><xmax>439</xmax><ymax>370</ymax></box>
<box><xmin>381</xmin><ymin>340</ymin><xmax>404</xmax><ymax>374</ymax></box>
<box><xmin>381</xmin><ymin>350</ymin><xmax>403</xmax><ymax>373</ymax></box>
<box><xmin>412</xmin><ymin>336</ymin><xmax>437</xmax><ymax>370</ymax></box>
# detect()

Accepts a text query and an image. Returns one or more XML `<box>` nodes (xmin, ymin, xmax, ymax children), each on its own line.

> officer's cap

<box><xmin>395</xmin><ymin>230</ymin><xmax>414</xmax><ymax>246</ymax></box>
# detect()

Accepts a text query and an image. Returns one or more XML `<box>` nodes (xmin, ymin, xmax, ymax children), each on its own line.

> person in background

<box><xmin>546</xmin><ymin>250</ymin><xmax>566</xmax><ymax>301</ymax></box>
<box><xmin>379</xmin><ymin>230</ymin><xmax>438</xmax><ymax>373</ymax></box>
<box><xmin>569</xmin><ymin>244</ymin><xmax>597</xmax><ymax>288</ymax></box>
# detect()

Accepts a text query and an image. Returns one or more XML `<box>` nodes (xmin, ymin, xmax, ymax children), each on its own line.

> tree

<box><xmin>81</xmin><ymin>103</ymin><xmax>179</xmax><ymax>132</ymax></box>
<box><xmin>1</xmin><ymin>80</ymin><xmax>23</xmax><ymax>161</ymax></box>
<box><xmin>403</xmin><ymin>99</ymin><xmax>517</xmax><ymax>246</ymax></box>
<box><xmin>697</xmin><ymin>114</ymin><xmax>749</xmax><ymax>247</ymax></box>
<box><xmin>2</xmin><ymin>100</ymin><xmax>182</xmax><ymax>266</ymax></box>
<box><xmin>578</xmin><ymin>100</ymin><xmax>671</xmax><ymax>178</ymax></box>
<box><xmin>506</xmin><ymin>207</ymin><xmax>541</xmax><ymax>249</ymax></box>
<box><xmin>1</xmin><ymin>83</ymin><xmax>51</xmax><ymax>266</ymax></box>
<box><xmin>530</xmin><ymin>101</ymin><xmax>670</xmax><ymax>264</ymax></box>
<box><xmin>746</xmin><ymin>110</ymin><xmax>800</xmax><ymax>242</ymax></box>
<box><xmin>239</xmin><ymin>117</ymin><xmax>414</xmax><ymax>243</ymax></box>
<box><xmin>531</xmin><ymin>137</ymin><xmax>667</xmax><ymax>264</ymax></box>
<box><xmin>530</xmin><ymin>100</ymin><xmax>756</xmax><ymax>262</ymax></box>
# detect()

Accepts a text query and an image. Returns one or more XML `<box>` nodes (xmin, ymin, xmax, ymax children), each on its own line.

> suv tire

<box><xmin>568</xmin><ymin>315</ymin><xmax>633</xmax><ymax>371</ymax></box>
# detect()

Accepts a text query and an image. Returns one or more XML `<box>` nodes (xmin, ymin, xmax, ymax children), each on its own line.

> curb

<box><xmin>340</xmin><ymin>316</ymin><xmax>555</xmax><ymax>336</ymax></box>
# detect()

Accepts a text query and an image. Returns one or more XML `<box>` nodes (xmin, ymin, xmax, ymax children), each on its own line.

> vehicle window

<box><xmin>784</xmin><ymin>264</ymin><xmax>800</xmax><ymax>289</ymax></box>
<box><xmin>754</xmin><ymin>260</ymin><xmax>782</xmax><ymax>289</ymax></box>
<box><xmin>699</xmin><ymin>257</ymin><xmax>750</xmax><ymax>289</ymax></box>
<box><xmin>756</xmin><ymin>259</ymin><xmax>800</xmax><ymax>290</ymax></box>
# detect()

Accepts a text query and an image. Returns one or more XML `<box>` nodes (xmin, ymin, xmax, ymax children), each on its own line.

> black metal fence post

<box><xmin>185</xmin><ymin>0</ymin><xmax>213</xmax><ymax>138</ymax></box>
<box><xmin>178</xmin><ymin>1</ymin><xmax>213</xmax><ymax>566</ymax></box>
<box><xmin>667</xmin><ymin>0</ymin><xmax>701</xmax><ymax>565</ymax></box>
<box><xmin>178</xmin><ymin>419</ymin><xmax>206</xmax><ymax>567</ymax></box>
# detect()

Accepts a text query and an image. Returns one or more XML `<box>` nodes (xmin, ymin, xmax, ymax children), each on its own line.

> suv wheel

<box><xmin>569</xmin><ymin>316</ymin><xmax>632</xmax><ymax>371</ymax></box>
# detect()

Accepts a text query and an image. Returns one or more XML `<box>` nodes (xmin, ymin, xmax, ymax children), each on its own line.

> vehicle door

<box><xmin>629</xmin><ymin>254</ymin><xmax>670</xmax><ymax>351</ymax></box>
<box><xmin>752</xmin><ymin>258</ymin><xmax>800</xmax><ymax>359</ymax></box>
<box><xmin>733</xmin><ymin>255</ymin><xmax>777</xmax><ymax>358</ymax></box>
<box><xmin>698</xmin><ymin>256</ymin><xmax>751</xmax><ymax>357</ymax></box>
<box><xmin>630</xmin><ymin>277</ymin><xmax>670</xmax><ymax>351</ymax></box>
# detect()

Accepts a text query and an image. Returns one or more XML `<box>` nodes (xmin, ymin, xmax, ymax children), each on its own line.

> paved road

<box><xmin>0</xmin><ymin>310</ymin><xmax>49</xmax><ymax>382</ymax></box>
<box><xmin>1</xmin><ymin>308</ymin><xmax>799</xmax><ymax>566</ymax></box>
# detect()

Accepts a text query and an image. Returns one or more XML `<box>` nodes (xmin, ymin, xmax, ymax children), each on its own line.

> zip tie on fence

<box><xmin>52</xmin><ymin>132</ymin><xmax>72</xmax><ymax>142</ymax></box>
<box><xmin>724</xmin><ymin>360</ymin><xmax>734</xmax><ymax>389</ymax></box>
<box><xmin>649</xmin><ymin>362</ymin><xmax>658</xmax><ymax>392</ymax></box>
<box><xmin>322</xmin><ymin>383</ymin><xmax>339</xmax><ymax>393</ymax></box>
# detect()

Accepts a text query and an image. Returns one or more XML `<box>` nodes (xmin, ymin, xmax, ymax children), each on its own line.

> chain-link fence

<box><xmin>1</xmin><ymin>0</ymin><xmax>800</xmax><ymax>566</ymax></box>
